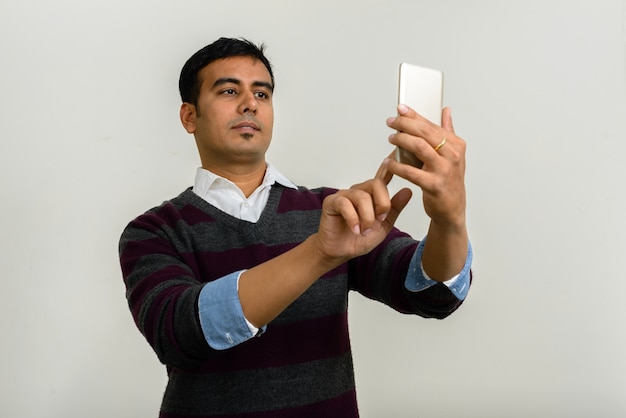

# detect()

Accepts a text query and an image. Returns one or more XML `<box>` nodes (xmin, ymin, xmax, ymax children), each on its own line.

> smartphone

<box><xmin>395</xmin><ymin>63</ymin><xmax>444</xmax><ymax>168</ymax></box>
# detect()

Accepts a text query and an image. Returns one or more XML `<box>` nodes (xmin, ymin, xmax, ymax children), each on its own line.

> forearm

<box><xmin>238</xmin><ymin>234</ymin><xmax>344</xmax><ymax>328</ymax></box>
<box><xmin>421</xmin><ymin>216</ymin><xmax>469</xmax><ymax>282</ymax></box>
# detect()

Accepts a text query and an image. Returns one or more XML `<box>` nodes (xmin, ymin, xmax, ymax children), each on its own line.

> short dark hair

<box><xmin>178</xmin><ymin>37</ymin><xmax>274</xmax><ymax>106</ymax></box>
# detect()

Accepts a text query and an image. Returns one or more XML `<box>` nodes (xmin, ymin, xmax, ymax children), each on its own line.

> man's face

<box><xmin>181</xmin><ymin>56</ymin><xmax>274</xmax><ymax>171</ymax></box>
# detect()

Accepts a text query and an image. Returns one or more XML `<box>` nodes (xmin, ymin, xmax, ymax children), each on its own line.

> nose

<box><xmin>238</xmin><ymin>91</ymin><xmax>257</xmax><ymax>114</ymax></box>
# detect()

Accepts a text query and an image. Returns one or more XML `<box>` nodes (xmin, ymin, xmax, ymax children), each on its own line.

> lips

<box><xmin>232</xmin><ymin>120</ymin><xmax>260</xmax><ymax>131</ymax></box>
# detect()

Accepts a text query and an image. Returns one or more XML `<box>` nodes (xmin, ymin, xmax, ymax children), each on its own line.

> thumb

<box><xmin>442</xmin><ymin>107</ymin><xmax>455</xmax><ymax>133</ymax></box>
<box><xmin>383</xmin><ymin>187</ymin><xmax>412</xmax><ymax>229</ymax></box>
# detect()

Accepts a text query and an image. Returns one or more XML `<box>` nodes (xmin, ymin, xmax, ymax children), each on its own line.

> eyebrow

<box><xmin>212</xmin><ymin>77</ymin><xmax>274</xmax><ymax>92</ymax></box>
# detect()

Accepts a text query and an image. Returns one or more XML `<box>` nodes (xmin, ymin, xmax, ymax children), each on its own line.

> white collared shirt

<box><xmin>192</xmin><ymin>163</ymin><xmax>298</xmax><ymax>222</ymax></box>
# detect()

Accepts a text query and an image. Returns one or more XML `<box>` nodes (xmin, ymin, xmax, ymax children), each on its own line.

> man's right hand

<box><xmin>313</xmin><ymin>179</ymin><xmax>412</xmax><ymax>268</ymax></box>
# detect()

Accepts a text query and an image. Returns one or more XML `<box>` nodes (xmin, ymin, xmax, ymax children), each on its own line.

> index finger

<box><xmin>388</xmin><ymin>104</ymin><xmax>437</xmax><ymax>131</ymax></box>
<box><xmin>375</xmin><ymin>150</ymin><xmax>396</xmax><ymax>185</ymax></box>
<box><xmin>396</xmin><ymin>103</ymin><xmax>434</xmax><ymax>125</ymax></box>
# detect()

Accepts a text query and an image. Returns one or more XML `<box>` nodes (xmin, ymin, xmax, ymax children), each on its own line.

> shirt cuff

<box><xmin>198</xmin><ymin>270</ymin><xmax>266</xmax><ymax>350</ymax></box>
<box><xmin>404</xmin><ymin>237</ymin><xmax>473</xmax><ymax>300</ymax></box>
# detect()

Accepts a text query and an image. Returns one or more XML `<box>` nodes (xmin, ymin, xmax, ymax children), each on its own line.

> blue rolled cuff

<box><xmin>198</xmin><ymin>270</ymin><xmax>266</xmax><ymax>350</ymax></box>
<box><xmin>404</xmin><ymin>237</ymin><xmax>473</xmax><ymax>300</ymax></box>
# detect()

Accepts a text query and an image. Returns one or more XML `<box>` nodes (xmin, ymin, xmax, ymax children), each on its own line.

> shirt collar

<box><xmin>193</xmin><ymin>163</ymin><xmax>297</xmax><ymax>198</ymax></box>
<box><xmin>264</xmin><ymin>163</ymin><xmax>298</xmax><ymax>190</ymax></box>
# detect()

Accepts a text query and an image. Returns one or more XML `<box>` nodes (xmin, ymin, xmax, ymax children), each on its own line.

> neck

<box><xmin>203</xmin><ymin>161</ymin><xmax>267</xmax><ymax>198</ymax></box>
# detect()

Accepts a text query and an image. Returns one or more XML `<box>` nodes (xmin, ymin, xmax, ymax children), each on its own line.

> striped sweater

<box><xmin>119</xmin><ymin>184</ymin><xmax>465</xmax><ymax>417</ymax></box>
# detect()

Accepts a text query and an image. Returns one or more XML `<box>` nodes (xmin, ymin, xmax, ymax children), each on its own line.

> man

<box><xmin>119</xmin><ymin>37</ymin><xmax>472</xmax><ymax>417</ymax></box>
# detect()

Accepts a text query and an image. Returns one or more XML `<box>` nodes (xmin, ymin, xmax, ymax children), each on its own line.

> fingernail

<box><xmin>377</xmin><ymin>213</ymin><xmax>388</xmax><ymax>222</ymax></box>
<box><xmin>352</xmin><ymin>224</ymin><xmax>360</xmax><ymax>235</ymax></box>
<box><xmin>362</xmin><ymin>228</ymin><xmax>372</xmax><ymax>237</ymax></box>
<box><xmin>398</xmin><ymin>104</ymin><xmax>409</xmax><ymax>114</ymax></box>
<box><xmin>386</xmin><ymin>117</ymin><xmax>396</xmax><ymax>125</ymax></box>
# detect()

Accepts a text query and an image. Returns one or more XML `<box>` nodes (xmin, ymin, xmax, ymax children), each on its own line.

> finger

<box><xmin>368</xmin><ymin>179</ymin><xmax>391</xmax><ymax>221</ymax></box>
<box><xmin>383</xmin><ymin>187</ymin><xmax>412</xmax><ymax>229</ymax></box>
<box><xmin>332</xmin><ymin>189</ymin><xmax>383</xmax><ymax>236</ymax></box>
<box><xmin>397</xmin><ymin>103</ymin><xmax>420</xmax><ymax>119</ymax></box>
<box><xmin>386</xmin><ymin>104</ymin><xmax>422</xmax><ymax>130</ymax></box>
<box><xmin>441</xmin><ymin>107</ymin><xmax>455</xmax><ymax>133</ymax></box>
<box><xmin>351</xmin><ymin>179</ymin><xmax>392</xmax><ymax>221</ymax></box>
<box><xmin>395</xmin><ymin>103</ymin><xmax>438</xmax><ymax>126</ymax></box>
<box><xmin>374</xmin><ymin>151</ymin><xmax>396</xmax><ymax>185</ymax></box>
<box><xmin>325</xmin><ymin>194</ymin><xmax>362</xmax><ymax>235</ymax></box>
<box><xmin>383</xmin><ymin>156</ymin><xmax>428</xmax><ymax>189</ymax></box>
<box><xmin>349</xmin><ymin>189</ymin><xmax>380</xmax><ymax>235</ymax></box>
<box><xmin>388</xmin><ymin>131</ymin><xmax>439</xmax><ymax>167</ymax></box>
<box><xmin>387</xmin><ymin>112</ymin><xmax>439</xmax><ymax>149</ymax></box>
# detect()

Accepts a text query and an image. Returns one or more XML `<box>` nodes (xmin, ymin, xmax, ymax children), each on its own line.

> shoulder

<box><xmin>119</xmin><ymin>188</ymin><xmax>208</xmax><ymax>240</ymax></box>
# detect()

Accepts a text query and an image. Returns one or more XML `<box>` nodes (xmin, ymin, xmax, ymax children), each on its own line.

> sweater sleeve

<box><xmin>119</xmin><ymin>210</ymin><xmax>214</xmax><ymax>370</ymax></box>
<box><xmin>348</xmin><ymin>228</ymin><xmax>471</xmax><ymax>319</ymax></box>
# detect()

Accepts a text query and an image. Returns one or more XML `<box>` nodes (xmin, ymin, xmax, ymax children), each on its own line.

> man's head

<box><xmin>179</xmin><ymin>37</ymin><xmax>275</xmax><ymax>108</ymax></box>
<box><xmin>179</xmin><ymin>38</ymin><xmax>275</xmax><ymax>174</ymax></box>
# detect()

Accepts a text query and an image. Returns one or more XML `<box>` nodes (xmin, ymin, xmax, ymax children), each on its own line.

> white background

<box><xmin>1</xmin><ymin>1</ymin><xmax>625</xmax><ymax>417</ymax></box>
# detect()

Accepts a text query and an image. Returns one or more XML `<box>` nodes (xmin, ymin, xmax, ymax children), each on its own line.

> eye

<box><xmin>255</xmin><ymin>91</ymin><xmax>270</xmax><ymax>100</ymax></box>
<box><xmin>222</xmin><ymin>88</ymin><xmax>237</xmax><ymax>95</ymax></box>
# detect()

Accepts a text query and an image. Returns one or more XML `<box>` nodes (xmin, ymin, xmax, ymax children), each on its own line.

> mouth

<box><xmin>232</xmin><ymin>120</ymin><xmax>260</xmax><ymax>132</ymax></box>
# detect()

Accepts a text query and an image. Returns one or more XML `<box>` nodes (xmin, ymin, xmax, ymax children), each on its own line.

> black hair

<box><xmin>178</xmin><ymin>37</ymin><xmax>274</xmax><ymax>106</ymax></box>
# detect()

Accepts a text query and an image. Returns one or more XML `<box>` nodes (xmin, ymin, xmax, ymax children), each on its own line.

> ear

<box><xmin>180</xmin><ymin>103</ymin><xmax>197</xmax><ymax>134</ymax></box>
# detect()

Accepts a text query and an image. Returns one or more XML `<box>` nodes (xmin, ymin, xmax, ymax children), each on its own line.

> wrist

<box><xmin>305</xmin><ymin>233</ymin><xmax>349</xmax><ymax>272</ymax></box>
<box><xmin>429</xmin><ymin>211</ymin><xmax>467</xmax><ymax>235</ymax></box>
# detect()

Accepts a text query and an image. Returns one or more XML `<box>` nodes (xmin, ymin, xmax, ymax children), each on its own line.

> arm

<box><xmin>120</xmin><ymin>185</ymin><xmax>411</xmax><ymax>364</ymax></box>
<box><xmin>238</xmin><ymin>181</ymin><xmax>412</xmax><ymax>328</ymax></box>
<box><xmin>119</xmin><ymin>219</ymin><xmax>211</xmax><ymax>368</ymax></box>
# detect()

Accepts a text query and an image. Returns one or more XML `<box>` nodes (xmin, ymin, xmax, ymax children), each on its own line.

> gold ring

<box><xmin>434</xmin><ymin>136</ymin><xmax>447</xmax><ymax>152</ymax></box>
